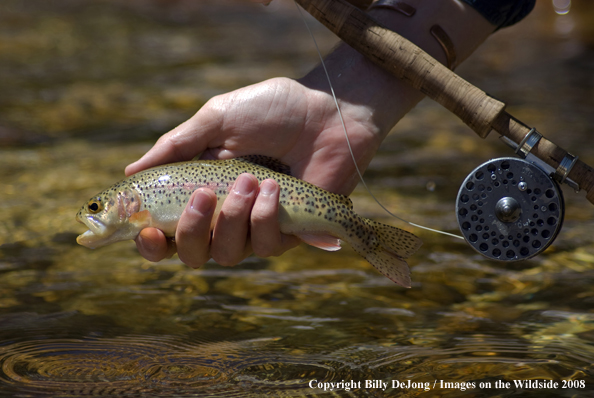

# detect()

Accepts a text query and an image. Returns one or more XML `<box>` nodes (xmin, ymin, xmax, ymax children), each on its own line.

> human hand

<box><xmin>125</xmin><ymin>76</ymin><xmax>384</xmax><ymax>267</ymax></box>
<box><xmin>124</xmin><ymin>0</ymin><xmax>498</xmax><ymax>268</ymax></box>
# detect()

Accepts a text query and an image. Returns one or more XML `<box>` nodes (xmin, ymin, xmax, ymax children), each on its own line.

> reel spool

<box><xmin>456</xmin><ymin>157</ymin><xmax>564</xmax><ymax>261</ymax></box>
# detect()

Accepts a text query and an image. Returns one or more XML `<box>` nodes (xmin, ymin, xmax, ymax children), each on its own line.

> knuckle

<box><xmin>211</xmin><ymin>242</ymin><xmax>246</xmax><ymax>266</ymax></box>
<box><xmin>251</xmin><ymin>202</ymin><xmax>277</xmax><ymax>227</ymax></box>
<box><xmin>166</xmin><ymin>136</ymin><xmax>188</xmax><ymax>161</ymax></box>
<box><xmin>200</xmin><ymin>96</ymin><xmax>225</xmax><ymax>120</ymax></box>
<box><xmin>252</xmin><ymin>237</ymin><xmax>284</xmax><ymax>258</ymax></box>
<box><xmin>253</xmin><ymin>245</ymin><xmax>277</xmax><ymax>258</ymax></box>
<box><xmin>212</xmin><ymin>254</ymin><xmax>239</xmax><ymax>267</ymax></box>
<box><xmin>222</xmin><ymin>196</ymin><xmax>253</xmax><ymax>219</ymax></box>
<box><xmin>178</xmin><ymin>252</ymin><xmax>209</xmax><ymax>269</ymax></box>
<box><xmin>253</xmin><ymin>235</ymin><xmax>299</xmax><ymax>258</ymax></box>
<box><xmin>142</xmin><ymin>252</ymin><xmax>164</xmax><ymax>263</ymax></box>
<box><xmin>250</xmin><ymin>210</ymin><xmax>269</xmax><ymax>226</ymax></box>
<box><xmin>136</xmin><ymin>236</ymin><xmax>166</xmax><ymax>263</ymax></box>
<box><xmin>176</xmin><ymin>219</ymin><xmax>198</xmax><ymax>238</ymax></box>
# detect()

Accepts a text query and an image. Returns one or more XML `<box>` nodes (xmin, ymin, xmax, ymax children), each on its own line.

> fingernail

<box><xmin>190</xmin><ymin>190</ymin><xmax>213</xmax><ymax>215</ymax></box>
<box><xmin>233</xmin><ymin>174</ymin><xmax>256</xmax><ymax>195</ymax></box>
<box><xmin>260</xmin><ymin>179</ymin><xmax>277</xmax><ymax>196</ymax></box>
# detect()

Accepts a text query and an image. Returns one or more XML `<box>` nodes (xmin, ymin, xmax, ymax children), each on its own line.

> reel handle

<box><xmin>295</xmin><ymin>0</ymin><xmax>594</xmax><ymax>205</ymax></box>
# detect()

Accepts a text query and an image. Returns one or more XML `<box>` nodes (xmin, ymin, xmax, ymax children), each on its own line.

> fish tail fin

<box><xmin>354</xmin><ymin>219</ymin><xmax>423</xmax><ymax>288</ymax></box>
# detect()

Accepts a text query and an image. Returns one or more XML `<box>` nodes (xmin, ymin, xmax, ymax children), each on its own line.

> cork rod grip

<box><xmin>295</xmin><ymin>0</ymin><xmax>506</xmax><ymax>138</ymax></box>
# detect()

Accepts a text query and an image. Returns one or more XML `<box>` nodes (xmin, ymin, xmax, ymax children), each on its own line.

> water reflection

<box><xmin>0</xmin><ymin>0</ymin><xmax>593</xmax><ymax>396</ymax></box>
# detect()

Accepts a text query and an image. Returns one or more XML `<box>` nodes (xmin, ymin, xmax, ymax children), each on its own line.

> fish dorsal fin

<box><xmin>237</xmin><ymin>155</ymin><xmax>292</xmax><ymax>175</ymax></box>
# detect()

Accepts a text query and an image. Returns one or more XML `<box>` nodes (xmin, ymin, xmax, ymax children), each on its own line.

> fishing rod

<box><xmin>294</xmin><ymin>0</ymin><xmax>594</xmax><ymax>261</ymax></box>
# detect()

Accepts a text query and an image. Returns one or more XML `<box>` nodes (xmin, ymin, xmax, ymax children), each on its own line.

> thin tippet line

<box><xmin>294</xmin><ymin>0</ymin><xmax>464</xmax><ymax>240</ymax></box>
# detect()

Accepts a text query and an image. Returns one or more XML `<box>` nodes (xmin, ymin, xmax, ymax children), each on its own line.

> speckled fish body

<box><xmin>76</xmin><ymin>157</ymin><xmax>422</xmax><ymax>287</ymax></box>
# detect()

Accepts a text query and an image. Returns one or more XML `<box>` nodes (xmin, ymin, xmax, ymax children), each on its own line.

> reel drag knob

<box><xmin>456</xmin><ymin>157</ymin><xmax>564</xmax><ymax>261</ymax></box>
<box><xmin>495</xmin><ymin>197</ymin><xmax>521</xmax><ymax>223</ymax></box>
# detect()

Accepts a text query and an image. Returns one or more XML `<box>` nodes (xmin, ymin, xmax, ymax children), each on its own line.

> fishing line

<box><xmin>293</xmin><ymin>0</ymin><xmax>464</xmax><ymax>240</ymax></box>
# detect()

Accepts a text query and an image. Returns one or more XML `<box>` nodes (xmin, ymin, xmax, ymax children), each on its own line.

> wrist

<box><xmin>368</xmin><ymin>0</ymin><xmax>495</xmax><ymax>67</ymax></box>
<box><xmin>298</xmin><ymin>0</ymin><xmax>494</xmax><ymax>137</ymax></box>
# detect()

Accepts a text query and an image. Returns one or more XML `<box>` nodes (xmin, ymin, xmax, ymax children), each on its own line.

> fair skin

<box><xmin>125</xmin><ymin>0</ymin><xmax>495</xmax><ymax>268</ymax></box>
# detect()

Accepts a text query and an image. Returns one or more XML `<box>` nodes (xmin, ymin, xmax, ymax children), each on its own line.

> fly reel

<box><xmin>456</xmin><ymin>157</ymin><xmax>564</xmax><ymax>261</ymax></box>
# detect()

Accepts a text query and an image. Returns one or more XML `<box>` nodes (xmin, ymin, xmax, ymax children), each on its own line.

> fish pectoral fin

<box><xmin>129</xmin><ymin>210</ymin><xmax>152</xmax><ymax>227</ymax></box>
<box><xmin>296</xmin><ymin>233</ymin><xmax>342</xmax><ymax>252</ymax></box>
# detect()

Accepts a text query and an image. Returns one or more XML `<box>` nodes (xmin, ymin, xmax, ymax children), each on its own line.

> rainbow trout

<box><xmin>76</xmin><ymin>156</ymin><xmax>422</xmax><ymax>287</ymax></box>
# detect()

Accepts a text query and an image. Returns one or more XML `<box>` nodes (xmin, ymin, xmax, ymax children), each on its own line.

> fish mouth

<box><xmin>76</xmin><ymin>215</ymin><xmax>110</xmax><ymax>249</ymax></box>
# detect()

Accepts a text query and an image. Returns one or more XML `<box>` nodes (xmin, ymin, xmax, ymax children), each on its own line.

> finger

<box><xmin>251</xmin><ymin>179</ymin><xmax>300</xmax><ymax>257</ymax></box>
<box><xmin>176</xmin><ymin>188</ymin><xmax>217</xmax><ymax>269</ymax></box>
<box><xmin>211</xmin><ymin>173</ymin><xmax>258</xmax><ymax>266</ymax></box>
<box><xmin>125</xmin><ymin>106</ymin><xmax>223</xmax><ymax>176</ymax></box>
<box><xmin>136</xmin><ymin>228</ymin><xmax>176</xmax><ymax>262</ymax></box>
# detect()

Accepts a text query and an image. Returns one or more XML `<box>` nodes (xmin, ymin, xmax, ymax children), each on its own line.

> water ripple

<box><xmin>0</xmin><ymin>335</ymin><xmax>356</xmax><ymax>397</ymax></box>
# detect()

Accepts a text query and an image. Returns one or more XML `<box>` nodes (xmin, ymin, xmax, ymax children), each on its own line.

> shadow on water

<box><xmin>0</xmin><ymin>0</ymin><xmax>594</xmax><ymax>396</ymax></box>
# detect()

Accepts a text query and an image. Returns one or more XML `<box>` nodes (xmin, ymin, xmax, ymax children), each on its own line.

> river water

<box><xmin>1</xmin><ymin>0</ymin><xmax>593</xmax><ymax>396</ymax></box>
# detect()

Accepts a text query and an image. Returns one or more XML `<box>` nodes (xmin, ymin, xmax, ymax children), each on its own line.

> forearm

<box><xmin>298</xmin><ymin>0</ymin><xmax>495</xmax><ymax>139</ymax></box>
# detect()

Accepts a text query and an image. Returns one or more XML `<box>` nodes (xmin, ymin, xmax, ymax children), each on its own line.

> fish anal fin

<box><xmin>297</xmin><ymin>233</ymin><xmax>342</xmax><ymax>252</ymax></box>
<box><xmin>237</xmin><ymin>155</ymin><xmax>292</xmax><ymax>176</ymax></box>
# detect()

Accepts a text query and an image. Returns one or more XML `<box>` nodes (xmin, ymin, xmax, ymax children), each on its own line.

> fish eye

<box><xmin>87</xmin><ymin>199</ymin><xmax>103</xmax><ymax>214</ymax></box>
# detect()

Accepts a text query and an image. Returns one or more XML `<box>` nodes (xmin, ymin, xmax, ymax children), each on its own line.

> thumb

<box><xmin>125</xmin><ymin>106</ymin><xmax>222</xmax><ymax>176</ymax></box>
